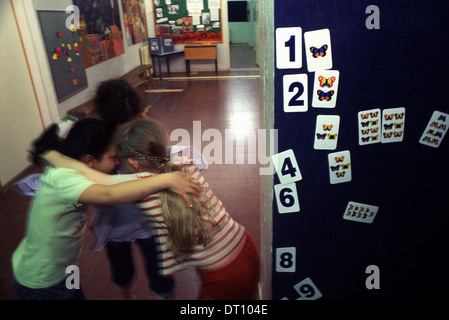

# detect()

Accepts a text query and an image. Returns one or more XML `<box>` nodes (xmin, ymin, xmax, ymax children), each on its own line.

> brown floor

<box><xmin>0</xmin><ymin>66</ymin><xmax>262</xmax><ymax>300</ymax></box>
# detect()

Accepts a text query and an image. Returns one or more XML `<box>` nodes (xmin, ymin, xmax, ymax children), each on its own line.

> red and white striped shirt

<box><xmin>111</xmin><ymin>164</ymin><xmax>246</xmax><ymax>275</ymax></box>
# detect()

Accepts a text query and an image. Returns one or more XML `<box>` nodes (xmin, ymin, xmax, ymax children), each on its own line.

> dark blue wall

<box><xmin>273</xmin><ymin>0</ymin><xmax>449</xmax><ymax>299</ymax></box>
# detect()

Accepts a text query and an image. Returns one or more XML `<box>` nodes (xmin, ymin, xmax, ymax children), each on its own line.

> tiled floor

<box><xmin>0</xmin><ymin>49</ymin><xmax>262</xmax><ymax>300</ymax></box>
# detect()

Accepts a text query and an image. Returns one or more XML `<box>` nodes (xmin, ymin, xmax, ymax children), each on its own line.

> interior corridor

<box><xmin>0</xmin><ymin>58</ymin><xmax>262</xmax><ymax>299</ymax></box>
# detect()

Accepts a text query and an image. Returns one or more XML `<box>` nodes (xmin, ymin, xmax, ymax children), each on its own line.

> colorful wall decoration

<box><xmin>122</xmin><ymin>0</ymin><xmax>148</xmax><ymax>46</ymax></box>
<box><xmin>37</xmin><ymin>10</ymin><xmax>88</xmax><ymax>102</ymax></box>
<box><xmin>73</xmin><ymin>0</ymin><xmax>124</xmax><ymax>68</ymax></box>
<box><xmin>152</xmin><ymin>0</ymin><xmax>223</xmax><ymax>44</ymax></box>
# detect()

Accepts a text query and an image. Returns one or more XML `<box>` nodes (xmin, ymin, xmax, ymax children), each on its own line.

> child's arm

<box><xmin>79</xmin><ymin>172</ymin><xmax>199</xmax><ymax>207</ymax></box>
<box><xmin>41</xmin><ymin>150</ymin><xmax>199</xmax><ymax>206</ymax></box>
<box><xmin>42</xmin><ymin>150</ymin><xmax>112</xmax><ymax>185</ymax></box>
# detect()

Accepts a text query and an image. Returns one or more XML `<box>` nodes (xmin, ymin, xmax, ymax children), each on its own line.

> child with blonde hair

<box><xmin>44</xmin><ymin>118</ymin><xmax>261</xmax><ymax>299</ymax></box>
<box><xmin>114</xmin><ymin>119</ymin><xmax>261</xmax><ymax>299</ymax></box>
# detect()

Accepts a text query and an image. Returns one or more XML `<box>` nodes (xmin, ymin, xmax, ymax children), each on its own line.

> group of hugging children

<box><xmin>11</xmin><ymin>79</ymin><xmax>260</xmax><ymax>300</ymax></box>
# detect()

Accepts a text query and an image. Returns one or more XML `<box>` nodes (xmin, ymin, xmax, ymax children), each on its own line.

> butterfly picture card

<box><xmin>328</xmin><ymin>150</ymin><xmax>352</xmax><ymax>184</ymax></box>
<box><xmin>381</xmin><ymin>107</ymin><xmax>406</xmax><ymax>143</ymax></box>
<box><xmin>419</xmin><ymin>110</ymin><xmax>449</xmax><ymax>148</ymax></box>
<box><xmin>304</xmin><ymin>28</ymin><xmax>333</xmax><ymax>72</ymax></box>
<box><xmin>358</xmin><ymin>108</ymin><xmax>381</xmax><ymax>145</ymax></box>
<box><xmin>314</xmin><ymin>115</ymin><xmax>340</xmax><ymax>150</ymax></box>
<box><xmin>343</xmin><ymin>201</ymin><xmax>379</xmax><ymax>224</ymax></box>
<box><xmin>312</xmin><ymin>70</ymin><xmax>340</xmax><ymax>108</ymax></box>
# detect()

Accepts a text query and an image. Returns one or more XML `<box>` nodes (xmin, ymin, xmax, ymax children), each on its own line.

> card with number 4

<box><xmin>343</xmin><ymin>201</ymin><xmax>379</xmax><ymax>224</ymax></box>
<box><xmin>314</xmin><ymin>115</ymin><xmax>340</xmax><ymax>150</ymax></box>
<box><xmin>272</xmin><ymin>149</ymin><xmax>302</xmax><ymax>185</ymax></box>
<box><xmin>419</xmin><ymin>110</ymin><xmax>449</xmax><ymax>148</ymax></box>
<box><xmin>328</xmin><ymin>150</ymin><xmax>352</xmax><ymax>184</ymax></box>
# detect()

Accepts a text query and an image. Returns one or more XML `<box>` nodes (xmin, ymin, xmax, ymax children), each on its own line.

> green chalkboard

<box><xmin>37</xmin><ymin>10</ymin><xmax>88</xmax><ymax>102</ymax></box>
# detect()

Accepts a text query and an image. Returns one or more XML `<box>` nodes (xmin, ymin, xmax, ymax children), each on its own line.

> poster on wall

<box><xmin>122</xmin><ymin>0</ymin><xmax>148</xmax><ymax>46</ymax></box>
<box><xmin>152</xmin><ymin>0</ymin><xmax>223</xmax><ymax>44</ymax></box>
<box><xmin>73</xmin><ymin>0</ymin><xmax>124</xmax><ymax>68</ymax></box>
<box><xmin>37</xmin><ymin>10</ymin><xmax>88</xmax><ymax>102</ymax></box>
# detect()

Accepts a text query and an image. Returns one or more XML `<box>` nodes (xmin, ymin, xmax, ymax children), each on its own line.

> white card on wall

<box><xmin>294</xmin><ymin>277</ymin><xmax>323</xmax><ymax>300</ymax></box>
<box><xmin>272</xmin><ymin>149</ymin><xmax>302</xmax><ymax>184</ymax></box>
<box><xmin>358</xmin><ymin>108</ymin><xmax>381</xmax><ymax>145</ymax></box>
<box><xmin>276</xmin><ymin>27</ymin><xmax>302</xmax><ymax>69</ymax></box>
<box><xmin>381</xmin><ymin>107</ymin><xmax>406</xmax><ymax>143</ymax></box>
<box><xmin>312</xmin><ymin>70</ymin><xmax>340</xmax><ymax>108</ymax></box>
<box><xmin>419</xmin><ymin>110</ymin><xmax>449</xmax><ymax>148</ymax></box>
<box><xmin>274</xmin><ymin>183</ymin><xmax>300</xmax><ymax>213</ymax></box>
<box><xmin>304</xmin><ymin>28</ymin><xmax>333</xmax><ymax>72</ymax></box>
<box><xmin>343</xmin><ymin>201</ymin><xmax>379</xmax><ymax>224</ymax></box>
<box><xmin>328</xmin><ymin>150</ymin><xmax>352</xmax><ymax>184</ymax></box>
<box><xmin>283</xmin><ymin>74</ymin><xmax>308</xmax><ymax>112</ymax></box>
<box><xmin>314</xmin><ymin>115</ymin><xmax>340</xmax><ymax>150</ymax></box>
<box><xmin>276</xmin><ymin>247</ymin><xmax>296</xmax><ymax>272</ymax></box>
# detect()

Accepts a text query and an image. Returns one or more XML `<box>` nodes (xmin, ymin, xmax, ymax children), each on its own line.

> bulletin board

<box><xmin>272</xmin><ymin>0</ymin><xmax>449</xmax><ymax>300</ymax></box>
<box><xmin>37</xmin><ymin>10</ymin><xmax>88</xmax><ymax>102</ymax></box>
<box><xmin>152</xmin><ymin>0</ymin><xmax>223</xmax><ymax>44</ymax></box>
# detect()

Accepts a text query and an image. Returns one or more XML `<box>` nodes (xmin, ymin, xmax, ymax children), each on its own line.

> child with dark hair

<box><xmin>91</xmin><ymin>79</ymin><xmax>177</xmax><ymax>299</ymax></box>
<box><xmin>11</xmin><ymin>119</ymin><xmax>199</xmax><ymax>300</ymax></box>
<box><xmin>94</xmin><ymin>79</ymin><xmax>146</xmax><ymax>127</ymax></box>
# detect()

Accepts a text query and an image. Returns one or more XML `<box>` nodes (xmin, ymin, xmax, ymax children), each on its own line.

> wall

<box><xmin>271</xmin><ymin>0</ymin><xmax>449</xmax><ymax>300</ymax></box>
<box><xmin>0</xmin><ymin>1</ymin><xmax>44</xmax><ymax>186</ymax></box>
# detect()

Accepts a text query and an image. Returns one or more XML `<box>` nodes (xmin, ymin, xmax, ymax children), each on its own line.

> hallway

<box><xmin>0</xmin><ymin>68</ymin><xmax>262</xmax><ymax>299</ymax></box>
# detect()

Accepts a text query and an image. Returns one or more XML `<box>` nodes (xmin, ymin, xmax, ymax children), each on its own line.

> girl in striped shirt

<box><xmin>113</xmin><ymin>119</ymin><xmax>261</xmax><ymax>300</ymax></box>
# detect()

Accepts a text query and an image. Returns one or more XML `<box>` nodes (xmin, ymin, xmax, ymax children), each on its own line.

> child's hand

<box><xmin>168</xmin><ymin>172</ymin><xmax>201</xmax><ymax>207</ymax></box>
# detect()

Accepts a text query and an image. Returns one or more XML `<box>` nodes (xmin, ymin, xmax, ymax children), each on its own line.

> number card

<box><xmin>272</xmin><ymin>149</ymin><xmax>302</xmax><ymax>184</ymax></box>
<box><xmin>293</xmin><ymin>277</ymin><xmax>323</xmax><ymax>300</ymax></box>
<box><xmin>304</xmin><ymin>28</ymin><xmax>333</xmax><ymax>72</ymax></box>
<box><xmin>419</xmin><ymin>110</ymin><xmax>449</xmax><ymax>148</ymax></box>
<box><xmin>276</xmin><ymin>27</ymin><xmax>302</xmax><ymax>69</ymax></box>
<box><xmin>328</xmin><ymin>150</ymin><xmax>352</xmax><ymax>184</ymax></box>
<box><xmin>343</xmin><ymin>201</ymin><xmax>379</xmax><ymax>224</ymax></box>
<box><xmin>274</xmin><ymin>183</ymin><xmax>300</xmax><ymax>213</ymax></box>
<box><xmin>314</xmin><ymin>115</ymin><xmax>340</xmax><ymax>150</ymax></box>
<box><xmin>358</xmin><ymin>108</ymin><xmax>381</xmax><ymax>145</ymax></box>
<box><xmin>283</xmin><ymin>74</ymin><xmax>308</xmax><ymax>112</ymax></box>
<box><xmin>381</xmin><ymin>107</ymin><xmax>406</xmax><ymax>143</ymax></box>
<box><xmin>312</xmin><ymin>70</ymin><xmax>340</xmax><ymax>108</ymax></box>
<box><xmin>276</xmin><ymin>247</ymin><xmax>296</xmax><ymax>272</ymax></box>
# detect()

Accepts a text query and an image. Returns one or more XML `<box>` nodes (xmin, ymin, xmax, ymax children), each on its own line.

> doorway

<box><xmin>227</xmin><ymin>0</ymin><xmax>259</xmax><ymax>69</ymax></box>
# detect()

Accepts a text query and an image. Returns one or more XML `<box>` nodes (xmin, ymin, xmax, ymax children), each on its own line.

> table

<box><xmin>184</xmin><ymin>44</ymin><xmax>218</xmax><ymax>74</ymax></box>
<box><xmin>151</xmin><ymin>50</ymin><xmax>185</xmax><ymax>80</ymax></box>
